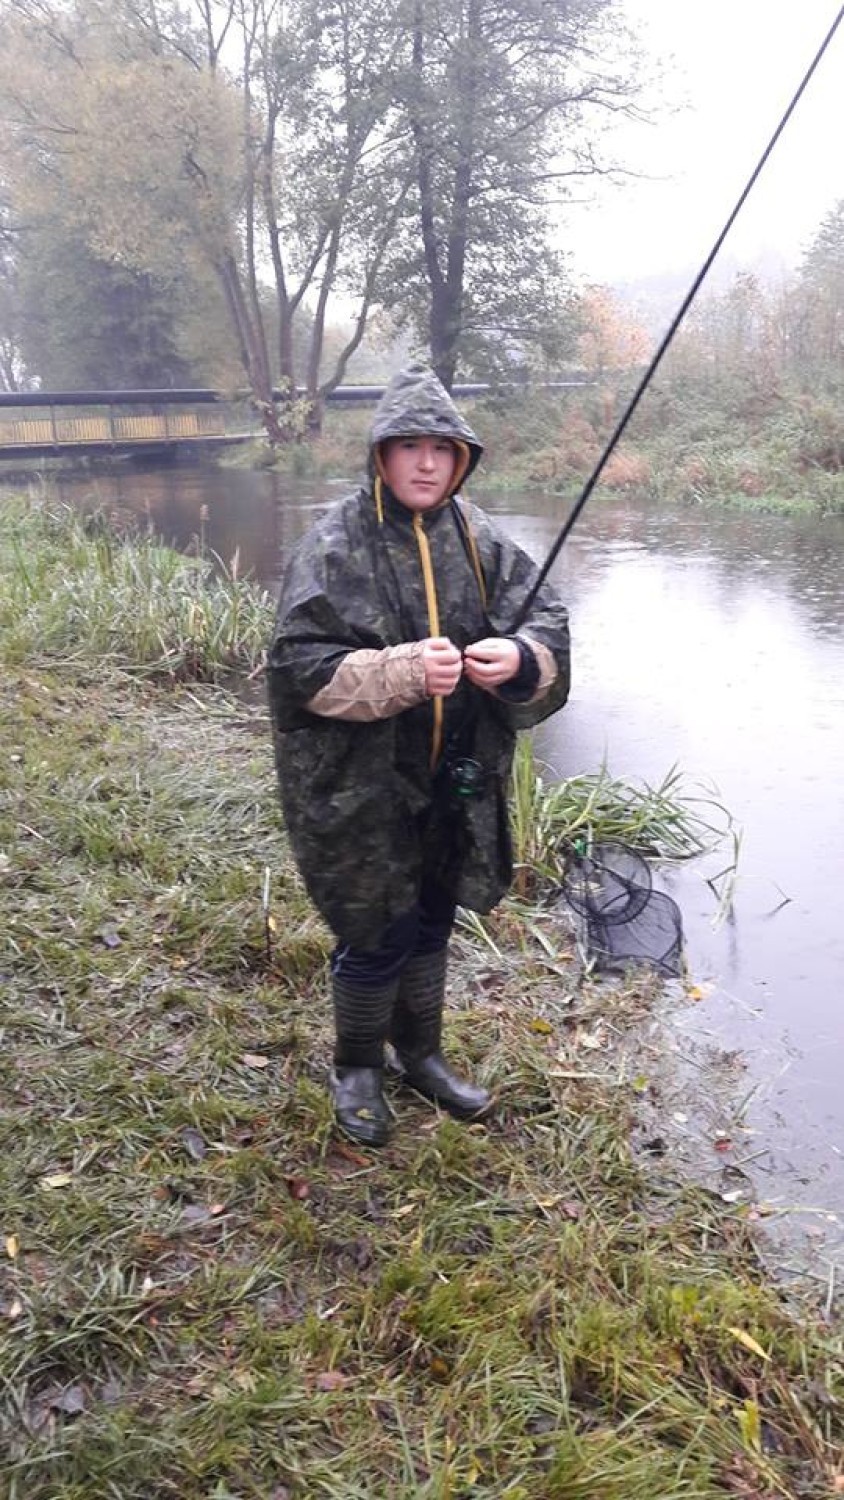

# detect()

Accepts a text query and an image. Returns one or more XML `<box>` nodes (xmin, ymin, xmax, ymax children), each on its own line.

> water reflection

<box><xmin>47</xmin><ymin>458</ymin><xmax>844</xmax><ymax>1240</ymax></box>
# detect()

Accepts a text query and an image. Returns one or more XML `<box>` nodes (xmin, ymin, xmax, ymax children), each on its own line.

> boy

<box><xmin>268</xmin><ymin>366</ymin><xmax>570</xmax><ymax>1146</ymax></box>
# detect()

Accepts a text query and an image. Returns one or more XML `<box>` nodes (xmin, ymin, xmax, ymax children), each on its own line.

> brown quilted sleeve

<box><xmin>306</xmin><ymin>642</ymin><xmax>428</xmax><ymax>722</ymax></box>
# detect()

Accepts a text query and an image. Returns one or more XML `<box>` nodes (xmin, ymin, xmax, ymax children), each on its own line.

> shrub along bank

<box><xmin>0</xmin><ymin>495</ymin><xmax>841</xmax><ymax>1499</ymax></box>
<box><xmin>236</xmin><ymin>379</ymin><xmax>844</xmax><ymax>517</ymax></box>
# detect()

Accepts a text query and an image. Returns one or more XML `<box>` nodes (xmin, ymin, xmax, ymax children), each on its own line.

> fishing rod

<box><xmin>510</xmin><ymin>3</ymin><xmax>844</xmax><ymax>633</ymax></box>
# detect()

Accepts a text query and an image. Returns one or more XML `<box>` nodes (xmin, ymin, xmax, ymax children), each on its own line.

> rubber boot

<box><xmin>329</xmin><ymin>975</ymin><xmax>398</xmax><ymax>1147</ymax></box>
<box><xmin>391</xmin><ymin>948</ymin><xmax>492</xmax><ymax>1119</ymax></box>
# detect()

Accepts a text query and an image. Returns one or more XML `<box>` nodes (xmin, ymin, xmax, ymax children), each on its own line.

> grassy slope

<box><xmin>0</xmin><ymin>497</ymin><xmax>841</xmax><ymax>1499</ymax></box>
<box><xmin>239</xmin><ymin>385</ymin><xmax>844</xmax><ymax>517</ymax></box>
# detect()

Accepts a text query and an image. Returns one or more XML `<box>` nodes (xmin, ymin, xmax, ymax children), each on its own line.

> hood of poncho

<box><xmin>369</xmin><ymin>366</ymin><xmax>483</xmax><ymax>495</ymax></box>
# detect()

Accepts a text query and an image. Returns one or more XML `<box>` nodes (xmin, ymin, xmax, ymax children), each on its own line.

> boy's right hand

<box><xmin>422</xmin><ymin>637</ymin><xmax>463</xmax><ymax>697</ymax></box>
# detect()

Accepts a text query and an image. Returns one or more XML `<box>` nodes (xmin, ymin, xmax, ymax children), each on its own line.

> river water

<box><xmin>49</xmin><ymin>457</ymin><xmax>844</xmax><ymax>1258</ymax></box>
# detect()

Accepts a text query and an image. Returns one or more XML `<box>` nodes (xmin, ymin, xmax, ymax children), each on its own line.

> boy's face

<box><xmin>381</xmin><ymin>436</ymin><xmax>456</xmax><ymax>512</ymax></box>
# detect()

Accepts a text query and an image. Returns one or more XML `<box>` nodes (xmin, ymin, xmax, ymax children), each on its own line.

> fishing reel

<box><xmin>445</xmin><ymin>755</ymin><xmax>487</xmax><ymax>801</ymax></box>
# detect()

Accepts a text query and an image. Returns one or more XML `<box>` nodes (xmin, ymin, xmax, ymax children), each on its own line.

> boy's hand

<box><xmin>422</xmin><ymin>637</ymin><xmax>463</xmax><ymax>696</ymax></box>
<box><xmin>463</xmin><ymin>637</ymin><xmax>520</xmax><ymax>691</ymax></box>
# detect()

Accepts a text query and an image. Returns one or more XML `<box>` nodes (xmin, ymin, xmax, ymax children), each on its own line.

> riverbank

<box><xmin>1</xmin><ymin>495</ymin><xmax>841</xmax><ymax>1498</ymax></box>
<box><xmin>227</xmin><ymin>383</ymin><xmax>844</xmax><ymax>517</ymax></box>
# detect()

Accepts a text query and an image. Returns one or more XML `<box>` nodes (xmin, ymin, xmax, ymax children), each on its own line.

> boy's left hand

<box><xmin>463</xmin><ymin>637</ymin><xmax>520</xmax><ymax>691</ymax></box>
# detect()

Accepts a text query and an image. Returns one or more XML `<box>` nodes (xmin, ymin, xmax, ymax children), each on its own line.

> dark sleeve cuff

<box><xmin>496</xmin><ymin>636</ymin><xmax>541</xmax><ymax>702</ymax></box>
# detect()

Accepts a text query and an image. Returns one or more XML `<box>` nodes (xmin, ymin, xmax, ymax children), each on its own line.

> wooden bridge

<box><xmin>0</xmin><ymin>389</ymin><xmax>261</xmax><ymax>460</ymax></box>
<box><xmin>0</xmin><ymin>381</ymin><xmax>591</xmax><ymax>461</ymax></box>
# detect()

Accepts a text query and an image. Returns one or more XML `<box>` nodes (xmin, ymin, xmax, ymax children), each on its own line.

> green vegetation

<box><xmin>472</xmin><ymin>368</ymin><xmax>844</xmax><ymax>515</ymax></box>
<box><xmin>0</xmin><ymin>495</ymin><xmax>272</xmax><ymax>679</ymax></box>
<box><xmin>1</xmin><ymin>494</ymin><xmax>841</xmax><ymax>1498</ymax></box>
<box><xmin>226</xmin><ymin>364</ymin><xmax>844</xmax><ymax>518</ymax></box>
<box><xmin>509</xmin><ymin>741</ymin><xmax>727</xmax><ymax>898</ymax></box>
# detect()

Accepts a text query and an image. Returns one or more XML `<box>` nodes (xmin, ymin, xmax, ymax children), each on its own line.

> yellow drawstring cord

<box><xmin>413</xmin><ymin>513</ymin><xmax>444</xmax><ymax>769</ymax></box>
<box><xmin>372</xmin><ymin>444</ymin><xmax>485</xmax><ymax>769</ymax></box>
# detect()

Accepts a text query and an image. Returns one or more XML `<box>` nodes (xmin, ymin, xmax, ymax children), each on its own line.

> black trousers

<box><xmin>331</xmin><ymin>875</ymin><xmax>456</xmax><ymax>988</ymax></box>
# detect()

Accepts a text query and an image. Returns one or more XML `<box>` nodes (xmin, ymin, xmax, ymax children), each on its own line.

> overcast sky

<box><xmin>564</xmin><ymin>0</ymin><xmax>844</xmax><ymax>284</ymax></box>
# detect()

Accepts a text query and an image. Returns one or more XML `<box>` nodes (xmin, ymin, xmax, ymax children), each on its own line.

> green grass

<box><xmin>0</xmin><ymin>494</ymin><xmax>274</xmax><ymax>678</ymax></box>
<box><xmin>509</xmin><ymin>741</ymin><xmax>730</xmax><ymax>900</ymax></box>
<box><xmin>0</xmin><ymin>492</ymin><xmax>841</xmax><ymax>1498</ymax></box>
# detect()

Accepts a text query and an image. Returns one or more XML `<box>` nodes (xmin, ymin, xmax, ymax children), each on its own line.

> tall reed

<box><xmin>1</xmin><ymin>495</ymin><xmax>274</xmax><ymax>677</ymax></box>
<box><xmin>509</xmin><ymin>736</ymin><xmax>730</xmax><ymax>895</ymax></box>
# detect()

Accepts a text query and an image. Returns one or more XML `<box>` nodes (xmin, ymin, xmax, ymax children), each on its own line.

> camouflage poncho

<box><xmin>268</xmin><ymin>368</ymin><xmax>570</xmax><ymax>948</ymax></box>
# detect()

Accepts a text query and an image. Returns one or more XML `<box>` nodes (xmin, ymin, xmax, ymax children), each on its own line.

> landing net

<box><xmin>558</xmin><ymin>840</ymin><xmax>684</xmax><ymax>978</ymax></box>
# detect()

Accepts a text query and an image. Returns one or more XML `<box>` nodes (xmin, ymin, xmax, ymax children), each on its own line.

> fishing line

<box><xmin>510</xmin><ymin>3</ymin><xmax>844</xmax><ymax>631</ymax></box>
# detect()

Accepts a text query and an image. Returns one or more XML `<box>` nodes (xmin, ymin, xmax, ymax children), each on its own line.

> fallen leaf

<box><xmin>728</xmin><ymin>1327</ymin><xmax>771</xmax><ymax>1362</ymax></box>
<box><xmin>476</xmin><ymin>968</ymin><xmax>508</xmax><ymax>991</ymax></box>
<box><xmin>579</xmin><ymin>1031</ymin><xmax>604</xmax><ymax>1050</ymax></box>
<box><xmin>242</xmin><ymin>1052</ymin><xmax>270</xmax><ymax>1069</ymax></box>
<box><xmin>330</xmin><ymin>1140</ymin><xmax>371</xmax><ymax>1168</ymax></box>
<box><xmin>180</xmin><ymin>1204</ymin><xmax>211</xmax><ymax>1224</ymax></box>
<box><xmin>40</xmin><ymin>1172</ymin><xmax>73</xmax><ymax>1190</ymax></box>
<box><xmin>5</xmin><ymin>1235</ymin><xmax>19</xmax><ymax>1260</ymax></box>
<box><xmin>530</xmin><ymin>1018</ymin><xmax>553</xmax><ymax>1035</ymax></box>
<box><xmin>429</xmin><ymin>1355</ymin><xmax>451</xmax><ymax>1382</ymax></box>
<box><xmin>181</xmin><ymin>1128</ymin><xmax>207</xmax><ymax>1161</ymax></box>
<box><xmin>315</xmin><ymin>1370</ymin><xmax>349</xmax><ymax>1392</ymax></box>
<box><xmin>48</xmin><ymin>1385</ymin><xmax>86</xmax><ymax>1415</ymax></box>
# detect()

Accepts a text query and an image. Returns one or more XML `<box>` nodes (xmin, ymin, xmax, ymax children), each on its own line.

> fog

<box><xmin>565</xmin><ymin>0</ymin><xmax>843</xmax><ymax>284</ymax></box>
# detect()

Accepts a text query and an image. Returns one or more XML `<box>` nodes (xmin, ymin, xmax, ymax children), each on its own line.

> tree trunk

<box><xmin>217</xmin><ymin>251</ymin><xmax>284</xmax><ymax>443</ymax></box>
<box><xmin>429</xmin><ymin>282</ymin><xmax>460</xmax><ymax>391</ymax></box>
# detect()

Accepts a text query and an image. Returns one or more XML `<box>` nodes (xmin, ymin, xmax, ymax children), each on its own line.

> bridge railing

<box><xmin>0</xmin><ymin>397</ymin><xmax>255</xmax><ymax>451</ymax></box>
<box><xmin>0</xmin><ymin>380</ymin><xmax>595</xmax><ymax>453</ymax></box>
